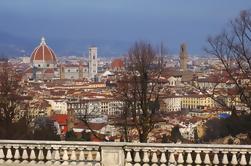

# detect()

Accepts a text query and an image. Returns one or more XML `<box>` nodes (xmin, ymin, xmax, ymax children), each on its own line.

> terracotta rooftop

<box><xmin>30</xmin><ymin>37</ymin><xmax>57</xmax><ymax>63</ymax></box>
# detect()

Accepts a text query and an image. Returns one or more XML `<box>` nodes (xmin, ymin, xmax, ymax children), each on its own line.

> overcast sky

<box><xmin>0</xmin><ymin>0</ymin><xmax>250</xmax><ymax>55</ymax></box>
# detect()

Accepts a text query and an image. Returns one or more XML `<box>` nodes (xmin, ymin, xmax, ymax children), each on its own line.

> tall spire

<box><xmin>40</xmin><ymin>36</ymin><xmax>46</xmax><ymax>45</ymax></box>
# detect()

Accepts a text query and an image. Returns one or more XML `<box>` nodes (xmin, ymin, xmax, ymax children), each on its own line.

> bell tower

<box><xmin>179</xmin><ymin>43</ymin><xmax>188</xmax><ymax>71</ymax></box>
<box><xmin>88</xmin><ymin>46</ymin><xmax>98</xmax><ymax>80</ymax></box>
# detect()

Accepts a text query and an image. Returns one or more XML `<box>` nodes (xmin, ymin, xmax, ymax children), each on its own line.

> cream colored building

<box><xmin>162</xmin><ymin>96</ymin><xmax>182</xmax><ymax>112</ymax></box>
<box><xmin>181</xmin><ymin>94</ymin><xmax>215</xmax><ymax>109</ymax></box>
<box><xmin>47</xmin><ymin>99</ymin><xmax>68</xmax><ymax>114</ymax></box>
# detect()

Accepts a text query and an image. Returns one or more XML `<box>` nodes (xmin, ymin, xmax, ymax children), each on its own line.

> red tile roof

<box><xmin>111</xmin><ymin>59</ymin><xmax>124</xmax><ymax>69</ymax></box>
<box><xmin>50</xmin><ymin>114</ymin><xmax>70</xmax><ymax>125</ymax></box>
<box><xmin>31</xmin><ymin>37</ymin><xmax>57</xmax><ymax>63</ymax></box>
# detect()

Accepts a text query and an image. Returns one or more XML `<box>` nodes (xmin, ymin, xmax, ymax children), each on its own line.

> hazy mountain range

<box><xmin>0</xmin><ymin>31</ymin><xmax>131</xmax><ymax>58</ymax></box>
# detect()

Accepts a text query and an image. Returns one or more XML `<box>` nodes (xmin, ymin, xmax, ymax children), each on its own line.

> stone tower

<box><xmin>179</xmin><ymin>43</ymin><xmax>188</xmax><ymax>71</ymax></box>
<box><xmin>88</xmin><ymin>46</ymin><xmax>98</xmax><ymax>80</ymax></box>
<box><xmin>60</xmin><ymin>64</ymin><xmax>65</xmax><ymax>79</ymax></box>
<box><xmin>79</xmin><ymin>60</ymin><xmax>83</xmax><ymax>80</ymax></box>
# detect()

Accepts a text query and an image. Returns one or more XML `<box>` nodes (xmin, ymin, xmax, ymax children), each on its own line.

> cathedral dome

<box><xmin>30</xmin><ymin>37</ymin><xmax>57</xmax><ymax>65</ymax></box>
<box><xmin>111</xmin><ymin>59</ymin><xmax>124</xmax><ymax>69</ymax></box>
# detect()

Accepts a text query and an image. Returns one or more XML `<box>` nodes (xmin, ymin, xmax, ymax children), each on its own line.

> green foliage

<box><xmin>0</xmin><ymin>116</ymin><xmax>31</xmax><ymax>139</ymax></box>
<box><xmin>161</xmin><ymin>134</ymin><xmax>168</xmax><ymax>143</ymax></box>
<box><xmin>65</xmin><ymin>130</ymin><xmax>91</xmax><ymax>141</ymax></box>
<box><xmin>194</xmin><ymin>127</ymin><xmax>199</xmax><ymax>143</ymax></box>
<box><xmin>203</xmin><ymin>114</ymin><xmax>251</xmax><ymax>142</ymax></box>
<box><xmin>32</xmin><ymin>118</ymin><xmax>60</xmax><ymax>141</ymax></box>
<box><xmin>65</xmin><ymin>130</ymin><xmax>77</xmax><ymax>141</ymax></box>
<box><xmin>170</xmin><ymin>125</ymin><xmax>183</xmax><ymax>143</ymax></box>
<box><xmin>81</xmin><ymin>131</ymin><xmax>91</xmax><ymax>141</ymax></box>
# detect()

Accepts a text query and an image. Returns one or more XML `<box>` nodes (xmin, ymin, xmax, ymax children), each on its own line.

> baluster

<box><xmin>151</xmin><ymin>149</ymin><xmax>158</xmax><ymax>166</ymax></box>
<box><xmin>160</xmin><ymin>149</ymin><xmax>167</xmax><ymax>166</ymax></box>
<box><xmin>142</xmin><ymin>149</ymin><xmax>149</xmax><ymax>166</ymax></box>
<box><xmin>239</xmin><ymin>151</ymin><xmax>247</xmax><ymax>165</ymax></box>
<box><xmin>125</xmin><ymin>148</ymin><xmax>133</xmax><ymax>166</ymax></box>
<box><xmin>62</xmin><ymin>147</ymin><xmax>69</xmax><ymax>165</ymax></box>
<box><xmin>45</xmin><ymin>147</ymin><xmax>52</xmax><ymax>165</ymax></box>
<box><xmin>134</xmin><ymin>149</ymin><xmax>141</xmax><ymax>166</ymax></box>
<box><xmin>212</xmin><ymin>150</ymin><xmax>219</xmax><ymax>165</ymax></box>
<box><xmin>29</xmin><ymin>146</ymin><xmax>37</xmax><ymax>164</ymax></box>
<box><xmin>78</xmin><ymin>147</ymin><xmax>85</xmax><ymax>162</ymax></box>
<box><xmin>230</xmin><ymin>151</ymin><xmax>238</xmax><ymax>165</ymax></box>
<box><xmin>203</xmin><ymin>150</ymin><xmax>211</xmax><ymax>166</ymax></box>
<box><xmin>168</xmin><ymin>150</ymin><xmax>176</xmax><ymax>165</ymax></box>
<box><xmin>13</xmin><ymin>146</ymin><xmax>20</xmax><ymax>163</ymax></box>
<box><xmin>125</xmin><ymin>148</ymin><xmax>132</xmax><ymax>166</ymax></box>
<box><xmin>87</xmin><ymin>148</ymin><xmax>93</xmax><ymax>161</ymax></box>
<box><xmin>53</xmin><ymin>146</ymin><xmax>61</xmax><ymax>165</ymax></box>
<box><xmin>142</xmin><ymin>149</ymin><xmax>149</xmax><ymax>163</ymax></box>
<box><xmin>95</xmin><ymin>148</ymin><xmax>101</xmax><ymax>161</ymax></box>
<box><xmin>222</xmin><ymin>151</ymin><xmax>229</xmax><ymax>165</ymax></box>
<box><xmin>38</xmin><ymin>146</ymin><xmax>45</xmax><ymax>164</ymax></box>
<box><xmin>195</xmin><ymin>150</ymin><xmax>202</xmax><ymax>166</ymax></box>
<box><xmin>94</xmin><ymin>147</ymin><xmax>101</xmax><ymax>166</ymax></box>
<box><xmin>6</xmin><ymin>145</ymin><xmax>13</xmax><ymax>163</ymax></box>
<box><xmin>249</xmin><ymin>152</ymin><xmax>251</xmax><ymax>165</ymax></box>
<box><xmin>70</xmin><ymin>147</ymin><xmax>77</xmax><ymax>165</ymax></box>
<box><xmin>0</xmin><ymin>145</ymin><xmax>4</xmax><ymax>163</ymax></box>
<box><xmin>186</xmin><ymin>150</ymin><xmax>193</xmax><ymax>166</ymax></box>
<box><xmin>21</xmin><ymin>147</ymin><xmax>28</xmax><ymax>164</ymax></box>
<box><xmin>86</xmin><ymin>147</ymin><xmax>94</xmax><ymax>166</ymax></box>
<box><xmin>177</xmin><ymin>150</ymin><xmax>184</xmax><ymax>166</ymax></box>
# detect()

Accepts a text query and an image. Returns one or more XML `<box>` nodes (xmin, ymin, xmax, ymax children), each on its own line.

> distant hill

<box><xmin>0</xmin><ymin>31</ymin><xmax>130</xmax><ymax>57</ymax></box>
<box><xmin>0</xmin><ymin>31</ymin><xmax>33</xmax><ymax>57</ymax></box>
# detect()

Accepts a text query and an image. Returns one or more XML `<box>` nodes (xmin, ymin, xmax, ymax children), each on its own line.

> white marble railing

<box><xmin>0</xmin><ymin>140</ymin><xmax>101</xmax><ymax>166</ymax></box>
<box><xmin>0</xmin><ymin>140</ymin><xmax>251</xmax><ymax>166</ymax></box>
<box><xmin>124</xmin><ymin>143</ymin><xmax>251</xmax><ymax>166</ymax></box>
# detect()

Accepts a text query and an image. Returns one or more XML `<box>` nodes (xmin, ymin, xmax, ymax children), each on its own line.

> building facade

<box><xmin>60</xmin><ymin>64</ymin><xmax>88</xmax><ymax>80</ymax></box>
<box><xmin>181</xmin><ymin>95</ymin><xmax>215</xmax><ymax>109</ymax></box>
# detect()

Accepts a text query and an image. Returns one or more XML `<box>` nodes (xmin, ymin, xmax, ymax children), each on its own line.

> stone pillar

<box><xmin>101</xmin><ymin>146</ymin><xmax>124</xmax><ymax>166</ymax></box>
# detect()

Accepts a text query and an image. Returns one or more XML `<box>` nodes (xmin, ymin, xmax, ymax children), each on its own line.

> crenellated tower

<box><xmin>179</xmin><ymin>43</ymin><xmax>188</xmax><ymax>71</ymax></box>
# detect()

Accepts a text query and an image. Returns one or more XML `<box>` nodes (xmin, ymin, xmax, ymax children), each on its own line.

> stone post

<box><xmin>101</xmin><ymin>146</ymin><xmax>124</xmax><ymax>166</ymax></box>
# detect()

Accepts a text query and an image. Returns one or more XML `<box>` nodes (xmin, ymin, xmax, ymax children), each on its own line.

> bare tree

<box><xmin>194</xmin><ymin>10</ymin><xmax>251</xmax><ymax>115</ymax></box>
<box><xmin>0</xmin><ymin>59</ymin><xmax>31</xmax><ymax>139</ymax></box>
<box><xmin>117</xmin><ymin>41</ymin><xmax>166</xmax><ymax>142</ymax></box>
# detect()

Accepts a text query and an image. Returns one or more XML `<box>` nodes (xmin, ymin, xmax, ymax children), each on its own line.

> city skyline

<box><xmin>0</xmin><ymin>5</ymin><xmax>251</xmax><ymax>164</ymax></box>
<box><xmin>0</xmin><ymin>0</ymin><xmax>250</xmax><ymax>56</ymax></box>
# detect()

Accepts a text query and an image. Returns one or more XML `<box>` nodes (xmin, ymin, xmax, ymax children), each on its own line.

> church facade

<box><xmin>28</xmin><ymin>37</ymin><xmax>97</xmax><ymax>81</ymax></box>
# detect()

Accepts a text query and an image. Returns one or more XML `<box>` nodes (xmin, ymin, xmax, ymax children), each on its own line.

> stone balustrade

<box><xmin>124</xmin><ymin>143</ymin><xmax>251</xmax><ymax>166</ymax></box>
<box><xmin>0</xmin><ymin>140</ymin><xmax>250</xmax><ymax>165</ymax></box>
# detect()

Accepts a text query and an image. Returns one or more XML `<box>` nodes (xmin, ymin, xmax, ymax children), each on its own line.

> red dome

<box><xmin>30</xmin><ymin>37</ymin><xmax>57</xmax><ymax>63</ymax></box>
<box><xmin>111</xmin><ymin>59</ymin><xmax>124</xmax><ymax>69</ymax></box>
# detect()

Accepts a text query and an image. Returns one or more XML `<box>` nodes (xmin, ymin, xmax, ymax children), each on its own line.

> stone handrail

<box><xmin>124</xmin><ymin>143</ymin><xmax>251</xmax><ymax>165</ymax></box>
<box><xmin>0</xmin><ymin>140</ymin><xmax>250</xmax><ymax>165</ymax></box>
